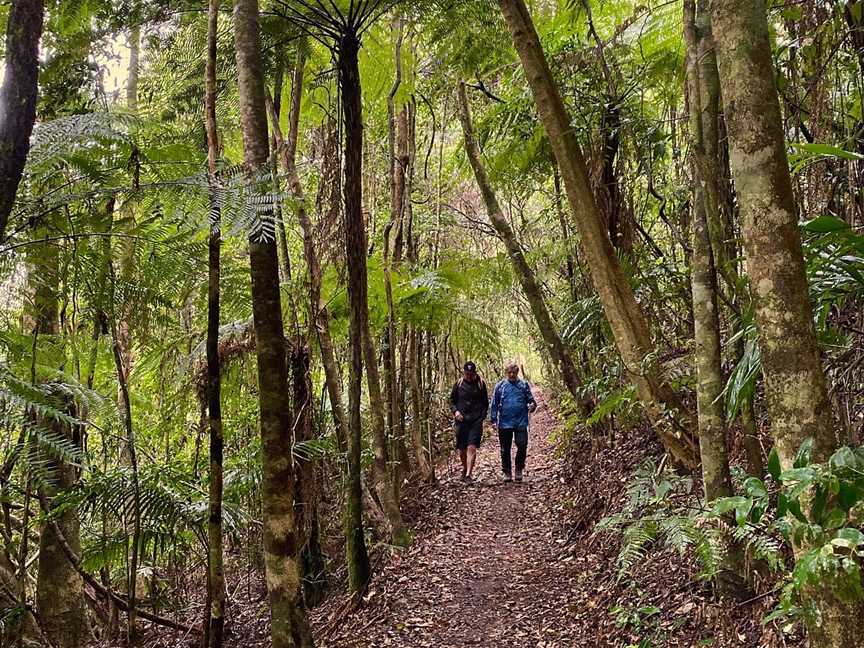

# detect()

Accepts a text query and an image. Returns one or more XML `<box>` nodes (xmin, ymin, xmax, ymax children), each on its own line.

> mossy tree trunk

<box><xmin>28</xmin><ymin>221</ymin><xmax>90</xmax><ymax>648</ymax></box>
<box><xmin>35</xmin><ymin>392</ymin><xmax>90</xmax><ymax>648</ymax></box>
<box><xmin>683</xmin><ymin>0</ymin><xmax>732</xmax><ymax>502</ymax></box>
<box><xmin>689</xmin><ymin>0</ymin><xmax>764</xmax><ymax>477</ymax></box>
<box><xmin>233</xmin><ymin>0</ymin><xmax>313</xmax><ymax>644</ymax></box>
<box><xmin>710</xmin><ymin>0</ymin><xmax>834</xmax><ymax>471</ymax></box>
<box><xmin>711</xmin><ymin>1</ymin><xmax>864</xmax><ymax>643</ymax></box>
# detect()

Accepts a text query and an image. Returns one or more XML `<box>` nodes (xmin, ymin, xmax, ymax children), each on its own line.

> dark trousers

<box><xmin>498</xmin><ymin>427</ymin><xmax>528</xmax><ymax>475</ymax></box>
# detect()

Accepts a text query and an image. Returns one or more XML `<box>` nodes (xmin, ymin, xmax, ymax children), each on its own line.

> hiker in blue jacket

<box><xmin>490</xmin><ymin>361</ymin><xmax>536</xmax><ymax>482</ymax></box>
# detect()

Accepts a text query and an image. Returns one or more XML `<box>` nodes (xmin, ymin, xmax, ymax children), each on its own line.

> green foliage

<box><xmin>602</xmin><ymin>441</ymin><xmax>864</xmax><ymax>630</ymax></box>
<box><xmin>596</xmin><ymin>456</ymin><xmax>789</xmax><ymax>597</ymax></box>
<box><xmin>730</xmin><ymin>443</ymin><xmax>864</xmax><ymax>624</ymax></box>
<box><xmin>584</xmin><ymin>385</ymin><xmax>636</xmax><ymax>427</ymax></box>
<box><xmin>0</xmin><ymin>363</ymin><xmax>110</xmax><ymax>488</ymax></box>
<box><xmin>594</xmin><ymin>459</ymin><xmax>727</xmax><ymax>581</ymax></box>
<box><xmin>790</xmin><ymin>143</ymin><xmax>864</xmax><ymax>174</ymax></box>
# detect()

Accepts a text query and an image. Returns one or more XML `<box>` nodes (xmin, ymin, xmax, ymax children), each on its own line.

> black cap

<box><xmin>463</xmin><ymin>361</ymin><xmax>477</xmax><ymax>373</ymax></box>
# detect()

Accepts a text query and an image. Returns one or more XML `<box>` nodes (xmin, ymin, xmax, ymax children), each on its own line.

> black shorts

<box><xmin>455</xmin><ymin>418</ymin><xmax>483</xmax><ymax>449</ymax></box>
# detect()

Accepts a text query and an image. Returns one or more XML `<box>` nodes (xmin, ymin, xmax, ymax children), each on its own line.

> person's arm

<box><xmin>525</xmin><ymin>382</ymin><xmax>537</xmax><ymax>412</ymax></box>
<box><xmin>489</xmin><ymin>382</ymin><xmax>499</xmax><ymax>424</ymax></box>
<box><xmin>450</xmin><ymin>382</ymin><xmax>462</xmax><ymax>421</ymax></box>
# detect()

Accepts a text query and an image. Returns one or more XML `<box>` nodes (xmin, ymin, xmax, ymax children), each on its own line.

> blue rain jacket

<box><xmin>490</xmin><ymin>379</ymin><xmax>536</xmax><ymax>429</ymax></box>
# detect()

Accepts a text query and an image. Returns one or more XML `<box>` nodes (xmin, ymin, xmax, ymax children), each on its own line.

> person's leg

<box><xmin>466</xmin><ymin>444</ymin><xmax>477</xmax><ymax>477</ymax></box>
<box><xmin>514</xmin><ymin>427</ymin><xmax>528</xmax><ymax>480</ymax></box>
<box><xmin>498</xmin><ymin>427</ymin><xmax>514</xmax><ymax>478</ymax></box>
<box><xmin>456</xmin><ymin>424</ymin><xmax>468</xmax><ymax>479</ymax></box>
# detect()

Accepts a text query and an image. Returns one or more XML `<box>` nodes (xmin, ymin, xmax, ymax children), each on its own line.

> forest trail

<box><xmin>315</xmin><ymin>389</ymin><xmax>584</xmax><ymax>647</ymax></box>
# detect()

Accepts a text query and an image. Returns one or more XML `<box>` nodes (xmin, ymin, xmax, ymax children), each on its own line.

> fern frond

<box><xmin>617</xmin><ymin>519</ymin><xmax>658</xmax><ymax>576</ymax></box>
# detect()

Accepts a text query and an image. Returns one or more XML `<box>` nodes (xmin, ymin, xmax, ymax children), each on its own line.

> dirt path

<box><xmin>317</xmin><ymin>389</ymin><xmax>582</xmax><ymax>647</ymax></box>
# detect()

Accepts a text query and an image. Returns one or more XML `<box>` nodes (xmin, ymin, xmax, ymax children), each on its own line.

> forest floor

<box><xmin>312</xmin><ymin>391</ymin><xmax>584</xmax><ymax>646</ymax></box>
<box><xmin>138</xmin><ymin>390</ymin><xmax>800</xmax><ymax>648</ymax></box>
<box><xmin>309</xmin><ymin>389</ymin><xmax>799</xmax><ymax>648</ymax></box>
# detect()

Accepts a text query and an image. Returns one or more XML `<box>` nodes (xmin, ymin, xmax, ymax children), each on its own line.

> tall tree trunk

<box><xmin>710</xmin><ymin>1</ymin><xmax>862</xmax><ymax>644</ymax></box>
<box><xmin>457</xmin><ymin>81</ymin><xmax>590</xmax><ymax>415</ymax></box>
<box><xmin>710</xmin><ymin>0</ymin><xmax>834</xmax><ymax>470</ymax></box>
<box><xmin>690</xmin><ymin>6</ymin><xmax>764</xmax><ymax>477</ymax></box>
<box><xmin>233</xmin><ymin>0</ymin><xmax>313</xmax><ymax>645</ymax></box>
<box><xmin>269</xmin><ymin>60</ymin><xmax>294</xmax><ymax>285</ymax></box>
<box><xmin>30</xmin><ymin>225</ymin><xmax>90</xmax><ymax>648</ymax></box>
<box><xmin>497</xmin><ymin>0</ymin><xmax>698</xmax><ymax>469</ymax></box>
<box><xmin>204</xmin><ymin>0</ymin><xmax>226</xmax><ymax>644</ymax></box>
<box><xmin>267</xmin><ymin>49</ymin><xmax>321</xmax><ymax>612</ymax></box>
<box><xmin>265</xmin><ymin>52</ymin><xmax>371</xmax><ymax>591</ymax></box>
<box><xmin>0</xmin><ymin>0</ymin><xmax>43</xmax><ymax>243</ymax></box>
<box><xmin>383</xmin><ymin>19</ymin><xmax>407</xmax><ymax>487</ymax></box>
<box><xmin>553</xmin><ymin>162</ymin><xmax>579</xmax><ymax>304</ymax></box>
<box><xmin>109</xmin><ymin>299</ymin><xmax>142</xmax><ymax>647</ymax></box>
<box><xmin>409</xmin><ymin>325</ymin><xmax>435</xmax><ymax>482</ymax></box>
<box><xmin>338</xmin><ymin>28</ymin><xmax>409</xmax><ymax>548</ymax></box>
<box><xmin>116</xmin><ymin>20</ymin><xmax>141</xmax><ymax>449</ymax></box>
<box><xmin>683</xmin><ymin>0</ymin><xmax>731</xmax><ymax>502</ymax></box>
<box><xmin>126</xmin><ymin>25</ymin><xmax>140</xmax><ymax>111</ymax></box>
<box><xmin>403</xmin><ymin>95</ymin><xmax>433</xmax><ymax>484</ymax></box>
<box><xmin>84</xmin><ymin>199</ymin><xmax>119</xmax><ymax>638</ymax></box>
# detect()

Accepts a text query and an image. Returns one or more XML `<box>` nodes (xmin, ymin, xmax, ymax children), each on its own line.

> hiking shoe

<box><xmin>514</xmin><ymin>469</ymin><xmax>523</xmax><ymax>482</ymax></box>
<box><xmin>502</xmin><ymin>472</ymin><xmax>513</xmax><ymax>482</ymax></box>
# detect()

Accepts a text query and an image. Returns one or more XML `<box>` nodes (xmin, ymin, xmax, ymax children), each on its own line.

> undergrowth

<box><xmin>594</xmin><ymin>440</ymin><xmax>864</xmax><ymax>633</ymax></box>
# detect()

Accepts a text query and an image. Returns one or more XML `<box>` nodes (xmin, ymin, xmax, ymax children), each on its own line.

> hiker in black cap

<box><xmin>449</xmin><ymin>361</ymin><xmax>489</xmax><ymax>482</ymax></box>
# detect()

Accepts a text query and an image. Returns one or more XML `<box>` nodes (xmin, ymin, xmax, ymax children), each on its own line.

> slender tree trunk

<box><xmin>30</xmin><ymin>226</ymin><xmax>90</xmax><ymax>648</ymax></box>
<box><xmin>265</xmin><ymin>53</ymin><xmax>371</xmax><ymax>590</ymax></box>
<box><xmin>270</xmin><ymin>60</ymin><xmax>294</xmax><ymax>285</ymax></box>
<box><xmin>338</xmin><ymin>29</ymin><xmax>409</xmax><ymax>548</ymax></box>
<box><xmin>109</xmin><ymin>295</ymin><xmax>142</xmax><ymax>646</ymax></box>
<box><xmin>457</xmin><ymin>81</ymin><xmax>590</xmax><ymax>415</ymax></box>
<box><xmin>267</xmin><ymin>49</ymin><xmax>320</xmax><ymax>612</ymax></box>
<box><xmin>403</xmin><ymin>96</ymin><xmax>433</xmax><ymax>483</ymax></box>
<box><xmin>683</xmin><ymin>0</ymin><xmax>731</xmax><ymax>502</ymax></box>
<box><xmin>233</xmin><ymin>0</ymin><xmax>313</xmax><ymax>644</ymax></box>
<box><xmin>126</xmin><ymin>25</ymin><xmax>140</xmax><ymax>110</ymax></box>
<box><xmin>82</xmin><ymin>203</ymin><xmax>118</xmax><ymax>637</ymax></box>
<box><xmin>691</xmin><ymin>4</ymin><xmax>764</xmax><ymax>477</ymax></box>
<box><xmin>553</xmin><ymin>162</ymin><xmax>579</xmax><ymax>304</ymax></box>
<box><xmin>497</xmin><ymin>0</ymin><xmax>698</xmax><ymax>468</ymax></box>
<box><xmin>383</xmin><ymin>19</ymin><xmax>407</xmax><ymax>486</ymax></box>
<box><xmin>0</xmin><ymin>0</ymin><xmax>44</xmax><ymax>243</ymax></box>
<box><xmin>409</xmin><ymin>325</ymin><xmax>435</xmax><ymax>482</ymax></box>
<box><xmin>204</xmin><ymin>0</ymin><xmax>226</xmax><ymax>644</ymax></box>
<box><xmin>116</xmin><ymin>22</ymin><xmax>141</xmax><ymax>449</ymax></box>
<box><xmin>710</xmin><ymin>0</ymin><xmax>834</xmax><ymax>469</ymax></box>
<box><xmin>711</xmin><ymin>1</ymin><xmax>862</xmax><ymax>643</ymax></box>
